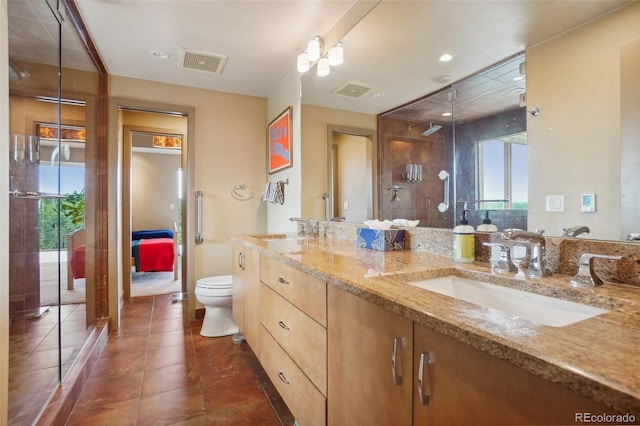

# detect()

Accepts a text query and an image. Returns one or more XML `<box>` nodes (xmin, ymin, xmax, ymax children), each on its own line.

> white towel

<box><xmin>262</xmin><ymin>181</ymin><xmax>285</xmax><ymax>205</ymax></box>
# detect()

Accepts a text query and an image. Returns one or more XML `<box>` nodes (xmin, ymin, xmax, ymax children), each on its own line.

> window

<box><xmin>476</xmin><ymin>132</ymin><xmax>528</xmax><ymax>209</ymax></box>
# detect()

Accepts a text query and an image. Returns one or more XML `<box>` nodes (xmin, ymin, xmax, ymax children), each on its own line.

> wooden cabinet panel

<box><xmin>260</xmin><ymin>256</ymin><xmax>327</xmax><ymax>326</ymax></box>
<box><xmin>327</xmin><ymin>286</ymin><xmax>413</xmax><ymax>426</ymax></box>
<box><xmin>242</xmin><ymin>249</ymin><xmax>261</xmax><ymax>356</ymax></box>
<box><xmin>260</xmin><ymin>283</ymin><xmax>327</xmax><ymax>396</ymax></box>
<box><xmin>231</xmin><ymin>243</ymin><xmax>244</xmax><ymax>332</ymax></box>
<box><xmin>413</xmin><ymin>324</ymin><xmax>612</xmax><ymax>425</ymax></box>
<box><xmin>261</xmin><ymin>326</ymin><xmax>326</xmax><ymax>426</ymax></box>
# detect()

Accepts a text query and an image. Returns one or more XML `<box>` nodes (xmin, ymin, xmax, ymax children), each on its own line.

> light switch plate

<box><xmin>581</xmin><ymin>193</ymin><xmax>596</xmax><ymax>212</ymax></box>
<box><xmin>545</xmin><ymin>195</ymin><xmax>565</xmax><ymax>212</ymax></box>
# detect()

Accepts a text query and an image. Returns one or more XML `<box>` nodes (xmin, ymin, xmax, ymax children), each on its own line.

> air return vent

<box><xmin>181</xmin><ymin>49</ymin><xmax>227</xmax><ymax>74</ymax></box>
<box><xmin>332</xmin><ymin>81</ymin><xmax>375</xmax><ymax>99</ymax></box>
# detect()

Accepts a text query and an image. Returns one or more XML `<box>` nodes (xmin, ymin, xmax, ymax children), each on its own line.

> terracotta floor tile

<box><xmin>205</xmin><ymin>400</ymin><xmax>281</xmax><ymax>426</ymax></box>
<box><xmin>197</xmin><ymin>350</ymin><xmax>247</xmax><ymax>381</ymax></box>
<box><xmin>147</xmin><ymin>329</ymin><xmax>191</xmax><ymax>349</ymax></box>
<box><xmin>74</xmin><ymin>371</ymin><xmax>144</xmax><ymax>411</ymax></box>
<box><xmin>100</xmin><ymin>334</ymin><xmax>149</xmax><ymax>357</ymax></box>
<box><xmin>65</xmin><ymin>398</ymin><xmax>140</xmax><ymax>426</ymax></box>
<box><xmin>141</xmin><ymin>362</ymin><xmax>200</xmax><ymax>397</ymax></box>
<box><xmin>201</xmin><ymin>369</ymin><xmax>267</xmax><ymax>414</ymax></box>
<box><xmin>137</xmin><ymin>386</ymin><xmax>207</xmax><ymax>426</ymax></box>
<box><xmin>92</xmin><ymin>351</ymin><xmax>147</xmax><ymax>378</ymax></box>
<box><xmin>150</xmin><ymin>316</ymin><xmax>188</xmax><ymax>334</ymax></box>
<box><xmin>145</xmin><ymin>344</ymin><xmax>195</xmax><ymax>371</ymax></box>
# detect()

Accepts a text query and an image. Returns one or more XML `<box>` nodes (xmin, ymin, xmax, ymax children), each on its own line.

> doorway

<box><xmin>327</xmin><ymin>125</ymin><xmax>377</xmax><ymax>222</ymax></box>
<box><xmin>109</xmin><ymin>98</ymin><xmax>196</xmax><ymax>330</ymax></box>
<box><xmin>127</xmin><ymin>125</ymin><xmax>185</xmax><ymax>298</ymax></box>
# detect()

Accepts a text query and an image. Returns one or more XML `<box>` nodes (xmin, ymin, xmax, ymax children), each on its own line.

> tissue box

<box><xmin>356</xmin><ymin>228</ymin><xmax>406</xmax><ymax>251</ymax></box>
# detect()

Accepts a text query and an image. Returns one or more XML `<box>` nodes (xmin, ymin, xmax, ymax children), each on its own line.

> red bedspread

<box><xmin>133</xmin><ymin>238</ymin><xmax>174</xmax><ymax>272</ymax></box>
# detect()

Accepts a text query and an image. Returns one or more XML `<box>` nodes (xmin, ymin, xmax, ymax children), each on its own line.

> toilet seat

<box><xmin>196</xmin><ymin>275</ymin><xmax>232</xmax><ymax>290</ymax></box>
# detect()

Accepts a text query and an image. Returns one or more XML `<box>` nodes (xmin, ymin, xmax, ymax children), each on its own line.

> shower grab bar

<box><xmin>195</xmin><ymin>190</ymin><xmax>204</xmax><ymax>245</ymax></box>
<box><xmin>437</xmin><ymin>170</ymin><xmax>449</xmax><ymax>212</ymax></box>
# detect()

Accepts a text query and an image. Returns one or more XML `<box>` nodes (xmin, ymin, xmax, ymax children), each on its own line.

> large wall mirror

<box><xmin>300</xmin><ymin>1</ymin><xmax>639</xmax><ymax>242</ymax></box>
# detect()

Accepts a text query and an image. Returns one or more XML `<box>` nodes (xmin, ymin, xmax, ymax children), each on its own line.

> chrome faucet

<box><xmin>570</xmin><ymin>253</ymin><xmax>622</xmax><ymax>287</ymax></box>
<box><xmin>501</xmin><ymin>230</ymin><xmax>552</xmax><ymax>278</ymax></box>
<box><xmin>627</xmin><ymin>233</ymin><xmax>640</xmax><ymax>242</ymax></box>
<box><xmin>289</xmin><ymin>217</ymin><xmax>319</xmax><ymax>236</ymax></box>
<box><xmin>482</xmin><ymin>242</ymin><xmax>518</xmax><ymax>274</ymax></box>
<box><xmin>562</xmin><ymin>225</ymin><xmax>590</xmax><ymax>237</ymax></box>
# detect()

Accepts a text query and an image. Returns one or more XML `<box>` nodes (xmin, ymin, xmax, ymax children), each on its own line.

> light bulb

<box><xmin>297</xmin><ymin>52</ymin><xmax>310</xmax><ymax>73</ymax></box>
<box><xmin>308</xmin><ymin>36</ymin><xmax>322</xmax><ymax>62</ymax></box>
<box><xmin>328</xmin><ymin>42</ymin><xmax>343</xmax><ymax>66</ymax></box>
<box><xmin>317</xmin><ymin>57</ymin><xmax>330</xmax><ymax>77</ymax></box>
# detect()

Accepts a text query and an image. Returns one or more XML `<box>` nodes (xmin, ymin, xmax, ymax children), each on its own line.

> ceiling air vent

<box><xmin>181</xmin><ymin>49</ymin><xmax>227</xmax><ymax>74</ymax></box>
<box><xmin>332</xmin><ymin>81</ymin><xmax>375</xmax><ymax>99</ymax></box>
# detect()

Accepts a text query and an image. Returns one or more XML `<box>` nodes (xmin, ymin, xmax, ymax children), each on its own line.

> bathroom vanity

<box><xmin>230</xmin><ymin>226</ymin><xmax>640</xmax><ymax>425</ymax></box>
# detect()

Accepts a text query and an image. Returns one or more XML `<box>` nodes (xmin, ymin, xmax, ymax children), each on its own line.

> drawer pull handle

<box><xmin>278</xmin><ymin>320</ymin><xmax>290</xmax><ymax>330</ymax></box>
<box><xmin>392</xmin><ymin>337</ymin><xmax>402</xmax><ymax>385</ymax></box>
<box><xmin>418</xmin><ymin>352</ymin><xmax>433</xmax><ymax>405</ymax></box>
<box><xmin>278</xmin><ymin>371</ymin><xmax>290</xmax><ymax>384</ymax></box>
<box><xmin>278</xmin><ymin>277</ymin><xmax>289</xmax><ymax>285</ymax></box>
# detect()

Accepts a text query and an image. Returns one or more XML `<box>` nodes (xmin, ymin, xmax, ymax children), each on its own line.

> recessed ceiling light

<box><xmin>441</xmin><ymin>112</ymin><xmax>452</xmax><ymax>117</ymax></box>
<box><xmin>513</xmin><ymin>76</ymin><xmax>524</xmax><ymax>81</ymax></box>
<box><xmin>150</xmin><ymin>50</ymin><xmax>169</xmax><ymax>59</ymax></box>
<box><xmin>439</xmin><ymin>75</ymin><xmax>451</xmax><ymax>82</ymax></box>
<box><xmin>510</xmin><ymin>88</ymin><xmax>526</xmax><ymax>94</ymax></box>
<box><xmin>372</xmin><ymin>93</ymin><xmax>385</xmax><ymax>99</ymax></box>
<box><xmin>439</xmin><ymin>53</ymin><xmax>453</xmax><ymax>62</ymax></box>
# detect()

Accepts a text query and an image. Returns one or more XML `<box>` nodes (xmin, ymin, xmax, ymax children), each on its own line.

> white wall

<box><xmin>0</xmin><ymin>0</ymin><xmax>9</xmax><ymax>420</ymax></box>
<box><xmin>526</xmin><ymin>2</ymin><xmax>640</xmax><ymax>239</ymax></box>
<box><xmin>335</xmin><ymin>134</ymin><xmax>369</xmax><ymax>222</ymax></box>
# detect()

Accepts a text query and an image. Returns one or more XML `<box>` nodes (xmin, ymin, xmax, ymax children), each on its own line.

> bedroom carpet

<box><xmin>64</xmin><ymin>293</ymin><xmax>294</xmax><ymax>425</ymax></box>
<box><xmin>130</xmin><ymin>270</ymin><xmax>181</xmax><ymax>298</ymax></box>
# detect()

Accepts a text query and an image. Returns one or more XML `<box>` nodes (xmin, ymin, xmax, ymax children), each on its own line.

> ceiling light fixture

<box><xmin>296</xmin><ymin>36</ymin><xmax>344</xmax><ymax>77</ymax></box>
<box><xmin>441</xmin><ymin>112</ymin><xmax>452</xmax><ymax>117</ymax></box>
<box><xmin>439</xmin><ymin>53</ymin><xmax>453</xmax><ymax>62</ymax></box>
<box><xmin>307</xmin><ymin>36</ymin><xmax>323</xmax><ymax>62</ymax></box>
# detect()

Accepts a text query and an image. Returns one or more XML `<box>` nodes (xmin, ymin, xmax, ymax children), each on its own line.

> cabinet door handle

<box><xmin>392</xmin><ymin>337</ymin><xmax>402</xmax><ymax>385</ymax></box>
<box><xmin>278</xmin><ymin>371</ymin><xmax>290</xmax><ymax>384</ymax></box>
<box><xmin>278</xmin><ymin>277</ymin><xmax>289</xmax><ymax>285</ymax></box>
<box><xmin>237</xmin><ymin>252</ymin><xmax>242</xmax><ymax>268</ymax></box>
<box><xmin>277</xmin><ymin>320</ymin><xmax>290</xmax><ymax>330</ymax></box>
<box><xmin>418</xmin><ymin>352</ymin><xmax>433</xmax><ymax>405</ymax></box>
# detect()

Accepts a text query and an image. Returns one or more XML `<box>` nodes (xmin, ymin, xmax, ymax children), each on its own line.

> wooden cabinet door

<box><xmin>413</xmin><ymin>323</ymin><xmax>612</xmax><ymax>425</ymax></box>
<box><xmin>242</xmin><ymin>248</ymin><xmax>261</xmax><ymax>355</ymax></box>
<box><xmin>328</xmin><ymin>286</ymin><xmax>413</xmax><ymax>426</ymax></box>
<box><xmin>231</xmin><ymin>243</ymin><xmax>244</xmax><ymax>332</ymax></box>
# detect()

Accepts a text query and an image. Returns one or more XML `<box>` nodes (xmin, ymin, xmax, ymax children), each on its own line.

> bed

<box><xmin>131</xmin><ymin>224</ymin><xmax>179</xmax><ymax>280</ymax></box>
<box><xmin>67</xmin><ymin>223</ymin><xmax>179</xmax><ymax>290</ymax></box>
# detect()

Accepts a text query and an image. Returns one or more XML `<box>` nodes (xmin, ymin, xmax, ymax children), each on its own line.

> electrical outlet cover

<box><xmin>545</xmin><ymin>195</ymin><xmax>565</xmax><ymax>212</ymax></box>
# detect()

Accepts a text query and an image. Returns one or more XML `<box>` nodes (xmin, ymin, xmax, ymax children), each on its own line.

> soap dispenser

<box><xmin>453</xmin><ymin>209</ymin><xmax>475</xmax><ymax>263</ymax></box>
<box><xmin>477</xmin><ymin>210</ymin><xmax>498</xmax><ymax>232</ymax></box>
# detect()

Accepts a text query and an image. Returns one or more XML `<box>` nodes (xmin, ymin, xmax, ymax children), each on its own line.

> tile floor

<box><xmin>65</xmin><ymin>293</ymin><xmax>294</xmax><ymax>425</ymax></box>
<box><xmin>9</xmin><ymin>304</ymin><xmax>89</xmax><ymax>425</ymax></box>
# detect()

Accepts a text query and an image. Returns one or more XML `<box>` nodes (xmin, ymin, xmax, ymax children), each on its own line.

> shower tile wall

<box><xmin>9</xmin><ymin>159</ymin><xmax>41</xmax><ymax>320</ymax></box>
<box><xmin>378</xmin><ymin>115</ymin><xmax>454</xmax><ymax>228</ymax></box>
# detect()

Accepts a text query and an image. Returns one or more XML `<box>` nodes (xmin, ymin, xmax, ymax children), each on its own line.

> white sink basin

<box><xmin>407</xmin><ymin>276</ymin><xmax>608</xmax><ymax>327</ymax></box>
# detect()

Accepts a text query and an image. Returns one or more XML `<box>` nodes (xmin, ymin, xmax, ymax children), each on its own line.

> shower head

<box><xmin>9</xmin><ymin>59</ymin><xmax>30</xmax><ymax>81</ymax></box>
<box><xmin>421</xmin><ymin>122</ymin><xmax>442</xmax><ymax>137</ymax></box>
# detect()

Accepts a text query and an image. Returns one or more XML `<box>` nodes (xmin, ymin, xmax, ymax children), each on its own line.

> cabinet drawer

<box><xmin>260</xmin><ymin>256</ymin><xmax>327</xmax><ymax>326</ymax></box>
<box><xmin>260</xmin><ymin>283</ymin><xmax>327</xmax><ymax>396</ymax></box>
<box><xmin>260</xmin><ymin>326</ymin><xmax>326</xmax><ymax>426</ymax></box>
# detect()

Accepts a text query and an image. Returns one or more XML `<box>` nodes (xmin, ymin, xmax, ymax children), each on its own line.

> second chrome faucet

<box><xmin>500</xmin><ymin>230</ymin><xmax>552</xmax><ymax>278</ymax></box>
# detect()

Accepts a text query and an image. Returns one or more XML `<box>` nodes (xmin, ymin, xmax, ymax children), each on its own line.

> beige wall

<box><xmin>526</xmin><ymin>2</ymin><xmax>639</xmax><ymax>240</ymax></box>
<box><xmin>266</xmin><ymin>70</ymin><xmax>302</xmax><ymax>233</ymax></box>
<box><xmin>1</xmin><ymin>0</ymin><xmax>9</xmax><ymax>420</ymax></box>
<box><xmin>335</xmin><ymin>133</ymin><xmax>369</xmax><ymax>222</ymax></box>
<box><xmin>301</xmin><ymin>104</ymin><xmax>377</xmax><ymax>220</ymax></box>
<box><xmin>131</xmin><ymin>151</ymin><xmax>181</xmax><ymax>231</ymax></box>
<box><xmin>109</xmin><ymin>76</ymin><xmax>267</xmax><ymax>316</ymax></box>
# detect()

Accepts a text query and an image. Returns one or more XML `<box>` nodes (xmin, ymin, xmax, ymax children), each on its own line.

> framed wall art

<box><xmin>268</xmin><ymin>106</ymin><xmax>292</xmax><ymax>174</ymax></box>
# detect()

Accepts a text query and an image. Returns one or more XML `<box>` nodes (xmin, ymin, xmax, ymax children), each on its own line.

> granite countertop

<box><xmin>231</xmin><ymin>234</ymin><xmax>640</xmax><ymax>414</ymax></box>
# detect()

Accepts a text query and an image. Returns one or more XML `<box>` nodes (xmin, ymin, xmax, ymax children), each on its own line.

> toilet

<box><xmin>195</xmin><ymin>275</ymin><xmax>239</xmax><ymax>337</ymax></box>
